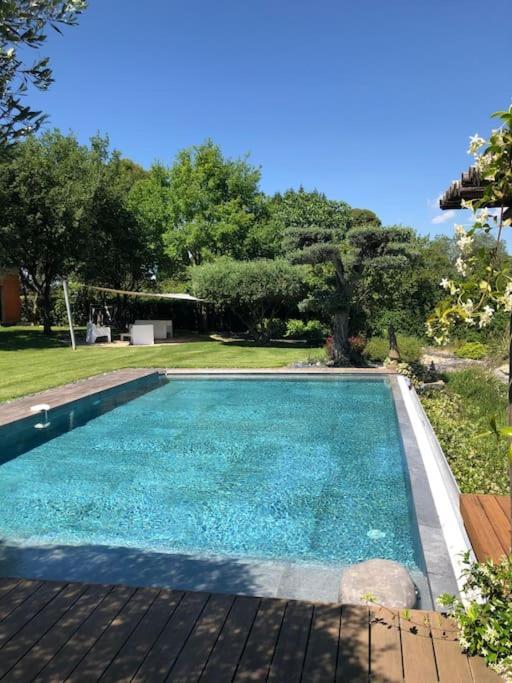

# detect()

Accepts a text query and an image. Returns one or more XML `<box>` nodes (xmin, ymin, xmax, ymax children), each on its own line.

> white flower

<box><xmin>457</xmin><ymin>234</ymin><xmax>473</xmax><ymax>253</ymax></box>
<box><xmin>475</xmin><ymin>153</ymin><xmax>493</xmax><ymax>174</ymax></box>
<box><xmin>501</xmin><ymin>291</ymin><xmax>512</xmax><ymax>311</ymax></box>
<box><xmin>455</xmin><ymin>257</ymin><xmax>467</xmax><ymax>276</ymax></box>
<box><xmin>479</xmin><ymin>305</ymin><xmax>494</xmax><ymax>328</ymax></box>
<box><xmin>454</xmin><ymin>224</ymin><xmax>466</xmax><ymax>238</ymax></box>
<box><xmin>461</xmin><ymin>299</ymin><xmax>474</xmax><ymax>314</ymax></box>
<box><xmin>468</xmin><ymin>134</ymin><xmax>486</xmax><ymax>155</ymax></box>
<box><xmin>475</xmin><ymin>208</ymin><xmax>489</xmax><ymax>224</ymax></box>
<box><xmin>440</xmin><ymin>278</ymin><xmax>450</xmax><ymax>289</ymax></box>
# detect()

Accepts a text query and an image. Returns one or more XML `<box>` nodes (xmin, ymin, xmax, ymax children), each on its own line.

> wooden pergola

<box><xmin>439</xmin><ymin>165</ymin><xmax>512</xmax><ymax>212</ymax></box>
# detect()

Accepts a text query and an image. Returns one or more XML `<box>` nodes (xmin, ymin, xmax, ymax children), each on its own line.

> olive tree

<box><xmin>190</xmin><ymin>257</ymin><xmax>306</xmax><ymax>342</ymax></box>
<box><xmin>0</xmin><ymin>0</ymin><xmax>86</xmax><ymax>149</ymax></box>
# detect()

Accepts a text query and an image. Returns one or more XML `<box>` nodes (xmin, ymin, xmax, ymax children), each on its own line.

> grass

<box><xmin>420</xmin><ymin>368</ymin><xmax>509</xmax><ymax>495</ymax></box>
<box><xmin>0</xmin><ymin>326</ymin><xmax>318</xmax><ymax>402</ymax></box>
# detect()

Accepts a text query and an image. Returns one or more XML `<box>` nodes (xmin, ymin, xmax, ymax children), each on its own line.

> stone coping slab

<box><xmin>0</xmin><ymin>368</ymin><xmax>159</xmax><ymax>427</ymax></box>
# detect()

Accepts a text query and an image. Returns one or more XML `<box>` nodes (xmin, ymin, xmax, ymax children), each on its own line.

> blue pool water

<box><xmin>0</xmin><ymin>376</ymin><xmax>422</xmax><ymax>569</ymax></box>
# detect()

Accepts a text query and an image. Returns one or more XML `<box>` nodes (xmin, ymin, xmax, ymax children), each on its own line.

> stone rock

<box><xmin>339</xmin><ymin>559</ymin><xmax>416</xmax><ymax>608</ymax></box>
<box><xmin>417</xmin><ymin>380</ymin><xmax>445</xmax><ymax>393</ymax></box>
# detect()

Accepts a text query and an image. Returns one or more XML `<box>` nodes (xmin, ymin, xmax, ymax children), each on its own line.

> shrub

<box><xmin>285</xmin><ymin>319</ymin><xmax>329</xmax><ymax>342</ymax></box>
<box><xmin>454</xmin><ymin>341</ymin><xmax>488</xmax><ymax>359</ymax></box>
<box><xmin>256</xmin><ymin>318</ymin><xmax>287</xmax><ymax>339</ymax></box>
<box><xmin>420</xmin><ymin>369</ymin><xmax>508</xmax><ymax>494</ymax></box>
<box><xmin>438</xmin><ymin>553</ymin><xmax>512</xmax><ymax>679</ymax></box>
<box><xmin>363</xmin><ymin>335</ymin><xmax>423</xmax><ymax>363</ymax></box>
<box><xmin>348</xmin><ymin>335</ymin><xmax>367</xmax><ymax>353</ymax></box>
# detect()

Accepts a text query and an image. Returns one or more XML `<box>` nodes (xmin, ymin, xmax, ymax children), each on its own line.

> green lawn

<box><xmin>0</xmin><ymin>326</ymin><xmax>319</xmax><ymax>402</ymax></box>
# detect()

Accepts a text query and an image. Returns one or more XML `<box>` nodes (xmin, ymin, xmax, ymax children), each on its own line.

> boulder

<box><xmin>339</xmin><ymin>559</ymin><xmax>416</xmax><ymax>608</ymax></box>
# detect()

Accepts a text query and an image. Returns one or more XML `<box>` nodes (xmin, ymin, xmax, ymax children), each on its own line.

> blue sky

<box><xmin>28</xmin><ymin>0</ymin><xmax>512</xmax><ymax>239</ymax></box>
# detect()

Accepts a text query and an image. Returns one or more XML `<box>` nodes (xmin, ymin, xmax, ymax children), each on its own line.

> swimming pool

<box><xmin>0</xmin><ymin>374</ymin><xmax>424</xmax><ymax>573</ymax></box>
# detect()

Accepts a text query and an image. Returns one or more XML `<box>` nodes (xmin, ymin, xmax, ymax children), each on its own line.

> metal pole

<box><xmin>62</xmin><ymin>279</ymin><xmax>76</xmax><ymax>351</ymax></box>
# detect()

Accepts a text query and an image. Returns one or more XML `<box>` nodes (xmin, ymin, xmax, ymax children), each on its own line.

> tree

<box><xmin>354</xmin><ymin>234</ymin><xmax>450</xmax><ymax>337</ymax></box>
<box><xmin>164</xmin><ymin>140</ymin><xmax>265</xmax><ymax>271</ymax></box>
<box><xmin>127</xmin><ymin>163</ymin><xmax>173</xmax><ymax>279</ymax></box>
<box><xmin>0</xmin><ymin>130</ymin><xmax>101</xmax><ymax>333</ymax></box>
<box><xmin>0</xmin><ymin>1</ymin><xmax>86</xmax><ymax>149</ymax></box>
<box><xmin>349</xmin><ymin>207</ymin><xmax>382</xmax><ymax>228</ymax></box>
<box><xmin>190</xmin><ymin>257</ymin><xmax>306</xmax><ymax>342</ymax></box>
<box><xmin>279</xmin><ymin>189</ymin><xmax>415</xmax><ymax>364</ymax></box>
<box><xmin>80</xmin><ymin>152</ymin><xmax>156</xmax><ymax>291</ymax></box>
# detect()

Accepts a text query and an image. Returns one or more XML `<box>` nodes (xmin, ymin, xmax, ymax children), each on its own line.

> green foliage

<box><xmin>421</xmin><ymin>370</ymin><xmax>508</xmax><ymax>494</ymax></box>
<box><xmin>0</xmin><ymin>130</ymin><xmax>102</xmax><ymax>331</ymax></box>
<box><xmin>349</xmin><ymin>208</ymin><xmax>381</xmax><ymax>228</ymax></box>
<box><xmin>284</xmin><ymin>319</ymin><xmax>329</xmax><ymax>342</ymax></box>
<box><xmin>454</xmin><ymin>341</ymin><xmax>488</xmax><ymax>359</ymax></box>
<box><xmin>278</xmin><ymin>188</ymin><xmax>416</xmax><ymax>364</ymax></box>
<box><xmin>190</xmin><ymin>257</ymin><xmax>306</xmax><ymax>341</ymax></box>
<box><xmin>438</xmin><ymin>553</ymin><xmax>512</xmax><ymax>678</ymax></box>
<box><xmin>163</xmin><ymin>140</ymin><xmax>269</xmax><ymax>271</ymax></box>
<box><xmin>362</xmin><ymin>335</ymin><xmax>423</xmax><ymax>363</ymax></box>
<box><xmin>0</xmin><ymin>0</ymin><xmax>86</xmax><ymax>148</ymax></box>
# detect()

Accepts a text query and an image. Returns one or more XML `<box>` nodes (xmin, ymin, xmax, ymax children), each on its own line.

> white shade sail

<box><xmin>86</xmin><ymin>285</ymin><xmax>202</xmax><ymax>301</ymax></box>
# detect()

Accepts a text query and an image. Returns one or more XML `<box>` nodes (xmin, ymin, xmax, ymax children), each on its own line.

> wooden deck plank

<box><xmin>496</xmin><ymin>495</ymin><xmax>511</xmax><ymax>520</ymax></box>
<box><xmin>3</xmin><ymin>585</ymin><xmax>111</xmax><ymax>683</ymax></box>
<box><xmin>0</xmin><ymin>582</ymin><xmax>85</xmax><ymax>679</ymax></box>
<box><xmin>233</xmin><ymin>598</ymin><xmax>286</xmax><ymax>682</ymax></box>
<box><xmin>301</xmin><ymin>603</ymin><xmax>341</xmax><ymax>683</ymax></box>
<box><xmin>67</xmin><ymin>586</ymin><xmax>157</xmax><ymax>682</ymax></box>
<box><xmin>200</xmin><ymin>596</ymin><xmax>260</xmax><ymax>682</ymax></box>
<box><xmin>467</xmin><ymin>653</ymin><xmax>503</xmax><ymax>682</ymax></box>
<box><xmin>0</xmin><ymin>582</ymin><xmax>64</xmax><ymax>650</ymax></box>
<box><xmin>429</xmin><ymin>611</ymin><xmax>472</xmax><ymax>683</ymax></box>
<box><xmin>479</xmin><ymin>495</ymin><xmax>511</xmax><ymax>555</ymax></box>
<box><xmin>100</xmin><ymin>589</ymin><xmax>183</xmax><ymax>683</ymax></box>
<box><xmin>0</xmin><ymin>577</ymin><xmax>499</xmax><ymax>683</ymax></box>
<box><xmin>33</xmin><ymin>584</ymin><xmax>135</xmax><ymax>682</ymax></box>
<box><xmin>370</xmin><ymin>606</ymin><xmax>403</xmax><ymax>682</ymax></box>
<box><xmin>267</xmin><ymin>600</ymin><xmax>313</xmax><ymax>683</ymax></box>
<box><xmin>167</xmin><ymin>592</ymin><xmax>235</xmax><ymax>682</ymax></box>
<box><xmin>460</xmin><ymin>495</ymin><xmax>507</xmax><ymax>562</ymax></box>
<box><xmin>399</xmin><ymin>609</ymin><xmax>438</xmax><ymax>683</ymax></box>
<box><xmin>0</xmin><ymin>579</ymin><xmax>20</xmax><ymax>602</ymax></box>
<box><xmin>0</xmin><ymin>581</ymin><xmax>41</xmax><ymax>623</ymax></box>
<box><xmin>132</xmin><ymin>590</ymin><xmax>209</xmax><ymax>681</ymax></box>
<box><xmin>336</xmin><ymin>605</ymin><xmax>370</xmax><ymax>683</ymax></box>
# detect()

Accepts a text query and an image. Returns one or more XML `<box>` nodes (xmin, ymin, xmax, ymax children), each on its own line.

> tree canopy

<box><xmin>190</xmin><ymin>257</ymin><xmax>306</xmax><ymax>341</ymax></box>
<box><xmin>163</xmin><ymin>140</ymin><xmax>269</xmax><ymax>271</ymax></box>
<box><xmin>0</xmin><ymin>1</ymin><xmax>86</xmax><ymax>149</ymax></box>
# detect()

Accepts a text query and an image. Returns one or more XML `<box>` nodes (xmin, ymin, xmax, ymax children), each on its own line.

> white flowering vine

<box><xmin>427</xmin><ymin>105</ymin><xmax>512</xmax><ymax>344</ymax></box>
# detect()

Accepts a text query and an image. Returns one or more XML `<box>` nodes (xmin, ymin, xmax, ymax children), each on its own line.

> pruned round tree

<box><xmin>190</xmin><ymin>257</ymin><xmax>306</xmax><ymax>342</ymax></box>
<box><xmin>279</xmin><ymin>189</ymin><xmax>416</xmax><ymax>364</ymax></box>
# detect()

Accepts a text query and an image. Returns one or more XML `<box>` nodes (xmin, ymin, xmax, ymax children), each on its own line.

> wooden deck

<box><xmin>460</xmin><ymin>494</ymin><xmax>511</xmax><ymax>563</ymax></box>
<box><xmin>0</xmin><ymin>577</ymin><xmax>500</xmax><ymax>682</ymax></box>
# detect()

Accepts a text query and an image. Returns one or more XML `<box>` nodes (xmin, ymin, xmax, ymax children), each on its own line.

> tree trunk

<box><xmin>38</xmin><ymin>283</ymin><xmax>53</xmax><ymax>335</ymax></box>
<box><xmin>331</xmin><ymin>311</ymin><xmax>351</xmax><ymax>365</ymax></box>
<box><xmin>388</xmin><ymin>324</ymin><xmax>401</xmax><ymax>363</ymax></box>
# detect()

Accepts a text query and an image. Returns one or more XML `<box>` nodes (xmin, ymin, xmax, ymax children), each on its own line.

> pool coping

<box><xmin>0</xmin><ymin>367</ymin><xmax>466</xmax><ymax>607</ymax></box>
<box><xmin>0</xmin><ymin>368</ymin><xmax>160</xmax><ymax>427</ymax></box>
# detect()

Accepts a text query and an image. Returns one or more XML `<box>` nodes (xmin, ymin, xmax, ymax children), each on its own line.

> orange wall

<box><xmin>1</xmin><ymin>273</ymin><xmax>22</xmax><ymax>323</ymax></box>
